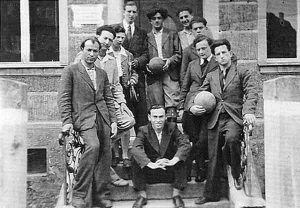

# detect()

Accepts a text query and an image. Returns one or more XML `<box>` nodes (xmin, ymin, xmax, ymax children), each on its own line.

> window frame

<box><xmin>0</xmin><ymin>0</ymin><xmax>68</xmax><ymax>68</ymax></box>
<box><xmin>258</xmin><ymin>0</ymin><xmax>300</xmax><ymax>66</ymax></box>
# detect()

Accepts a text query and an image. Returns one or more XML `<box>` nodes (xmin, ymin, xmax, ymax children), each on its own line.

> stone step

<box><xmin>112</xmin><ymin>198</ymin><xmax>233</xmax><ymax>208</ymax></box>
<box><xmin>110</xmin><ymin>180</ymin><xmax>205</xmax><ymax>201</ymax></box>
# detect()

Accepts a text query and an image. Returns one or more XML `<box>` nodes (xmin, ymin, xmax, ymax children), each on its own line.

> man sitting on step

<box><xmin>131</xmin><ymin>105</ymin><xmax>191</xmax><ymax>208</ymax></box>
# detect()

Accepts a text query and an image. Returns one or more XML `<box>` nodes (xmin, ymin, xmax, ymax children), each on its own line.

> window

<box><xmin>258</xmin><ymin>0</ymin><xmax>300</xmax><ymax>65</ymax></box>
<box><xmin>0</xmin><ymin>0</ymin><xmax>68</xmax><ymax>67</ymax></box>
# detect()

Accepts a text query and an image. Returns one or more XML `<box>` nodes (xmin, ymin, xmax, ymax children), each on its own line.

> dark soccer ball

<box><xmin>148</xmin><ymin>57</ymin><xmax>165</xmax><ymax>75</ymax></box>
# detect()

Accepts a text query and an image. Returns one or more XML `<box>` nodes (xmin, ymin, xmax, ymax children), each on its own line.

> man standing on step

<box><xmin>131</xmin><ymin>105</ymin><xmax>191</xmax><ymax>208</ymax></box>
<box><xmin>180</xmin><ymin>16</ymin><xmax>213</xmax><ymax>85</ymax></box>
<box><xmin>116</xmin><ymin>1</ymin><xmax>149</xmax><ymax>132</ymax></box>
<box><xmin>146</xmin><ymin>7</ymin><xmax>182</xmax><ymax>122</ymax></box>
<box><xmin>177</xmin><ymin>7</ymin><xmax>194</xmax><ymax>50</ymax></box>
<box><xmin>58</xmin><ymin>37</ymin><xmax>117</xmax><ymax>208</ymax></box>
<box><xmin>187</xmin><ymin>39</ymin><xmax>258</xmax><ymax>205</ymax></box>
<box><xmin>178</xmin><ymin>34</ymin><xmax>217</xmax><ymax>183</ymax></box>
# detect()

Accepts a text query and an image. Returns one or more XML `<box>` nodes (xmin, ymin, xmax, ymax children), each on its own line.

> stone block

<box><xmin>26</xmin><ymin>122</ymin><xmax>64</xmax><ymax>208</ymax></box>
<box><xmin>0</xmin><ymin>75</ymin><xmax>61</xmax><ymax>92</ymax></box>
<box><xmin>264</xmin><ymin>76</ymin><xmax>300</xmax><ymax>208</ymax></box>
<box><xmin>111</xmin><ymin>181</ymin><xmax>205</xmax><ymax>201</ymax></box>
<box><xmin>0</xmin><ymin>79</ymin><xmax>28</xmax><ymax>208</ymax></box>
<box><xmin>28</xmin><ymin>92</ymin><xmax>60</xmax><ymax>121</ymax></box>
<box><xmin>220</xmin><ymin>4</ymin><xmax>257</xmax><ymax>31</ymax></box>
<box><xmin>220</xmin><ymin>32</ymin><xmax>258</xmax><ymax>60</ymax></box>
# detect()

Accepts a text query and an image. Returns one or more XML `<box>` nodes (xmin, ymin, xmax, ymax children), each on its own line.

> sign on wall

<box><xmin>71</xmin><ymin>4</ymin><xmax>104</xmax><ymax>28</ymax></box>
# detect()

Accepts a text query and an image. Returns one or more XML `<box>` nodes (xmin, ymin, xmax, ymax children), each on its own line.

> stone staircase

<box><xmin>3</xmin><ymin>68</ymin><xmax>264</xmax><ymax>208</ymax></box>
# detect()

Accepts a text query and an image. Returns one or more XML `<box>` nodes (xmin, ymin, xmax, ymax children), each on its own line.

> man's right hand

<box><xmin>147</xmin><ymin>162</ymin><xmax>166</xmax><ymax>170</ymax></box>
<box><xmin>190</xmin><ymin>105</ymin><xmax>206</xmax><ymax>116</ymax></box>
<box><xmin>62</xmin><ymin>123</ymin><xmax>73</xmax><ymax>134</ymax></box>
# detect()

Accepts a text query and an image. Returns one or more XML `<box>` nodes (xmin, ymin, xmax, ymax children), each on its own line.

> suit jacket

<box><xmin>107</xmin><ymin>47</ymin><xmax>138</xmax><ymax>89</ymax></box>
<box><xmin>180</xmin><ymin>44</ymin><xmax>199</xmax><ymax>85</ymax></box>
<box><xmin>179</xmin><ymin>57</ymin><xmax>219</xmax><ymax>111</ymax></box>
<box><xmin>115</xmin><ymin>23</ymin><xmax>149</xmax><ymax>88</ymax></box>
<box><xmin>188</xmin><ymin>63</ymin><xmax>258</xmax><ymax>129</ymax></box>
<box><xmin>58</xmin><ymin>62</ymin><xmax>117</xmax><ymax>131</ymax></box>
<box><xmin>147</xmin><ymin>28</ymin><xmax>182</xmax><ymax>81</ymax></box>
<box><xmin>131</xmin><ymin>123</ymin><xmax>191</xmax><ymax>168</ymax></box>
<box><xmin>74</xmin><ymin>52</ymin><xmax>126</xmax><ymax>107</ymax></box>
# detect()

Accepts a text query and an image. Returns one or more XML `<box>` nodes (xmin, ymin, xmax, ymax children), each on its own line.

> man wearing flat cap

<box><xmin>146</xmin><ymin>7</ymin><xmax>182</xmax><ymax>122</ymax></box>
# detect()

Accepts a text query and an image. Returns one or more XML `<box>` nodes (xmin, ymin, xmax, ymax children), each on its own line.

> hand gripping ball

<box><xmin>194</xmin><ymin>91</ymin><xmax>216</xmax><ymax>113</ymax></box>
<box><xmin>148</xmin><ymin>57</ymin><xmax>165</xmax><ymax>75</ymax></box>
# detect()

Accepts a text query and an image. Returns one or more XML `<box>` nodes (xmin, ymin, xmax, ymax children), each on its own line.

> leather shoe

<box><xmin>96</xmin><ymin>199</ymin><xmax>112</xmax><ymax>208</ymax></box>
<box><xmin>234</xmin><ymin>175</ymin><xmax>243</xmax><ymax>190</ymax></box>
<box><xmin>194</xmin><ymin>196</ymin><xmax>218</xmax><ymax>205</ymax></box>
<box><xmin>132</xmin><ymin>195</ymin><xmax>147</xmax><ymax>208</ymax></box>
<box><xmin>195</xmin><ymin>176</ymin><xmax>206</xmax><ymax>183</ymax></box>
<box><xmin>172</xmin><ymin>195</ymin><xmax>185</xmax><ymax>208</ymax></box>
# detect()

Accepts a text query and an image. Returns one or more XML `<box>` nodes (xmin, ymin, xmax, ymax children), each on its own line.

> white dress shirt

<box><xmin>123</xmin><ymin>19</ymin><xmax>135</xmax><ymax>38</ymax></box>
<box><xmin>153</xmin><ymin>28</ymin><xmax>163</xmax><ymax>59</ymax></box>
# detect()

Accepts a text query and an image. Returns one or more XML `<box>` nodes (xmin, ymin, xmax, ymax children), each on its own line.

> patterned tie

<box><xmin>127</xmin><ymin>25</ymin><xmax>132</xmax><ymax>41</ymax></box>
<box><xmin>219</xmin><ymin>69</ymin><xmax>226</xmax><ymax>90</ymax></box>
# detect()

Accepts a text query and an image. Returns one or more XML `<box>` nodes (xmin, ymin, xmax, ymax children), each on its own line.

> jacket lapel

<box><xmin>223</xmin><ymin>64</ymin><xmax>237</xmax><ymax>91</ymax></box>
<box><xmin>202</xmin><ymin>58</ymin><xmax>218</xmax><ymax>78</ymax></box>
<box><xmin>78</xmin><ymin>62</ymin><xmax>96</xmax><ymax>91</ymax></box>
<box><xmin>148</xmin><ymin>32</ymin><xmax>158</xmax><ymax>51</ymax></box>
<box><xmin>161</xmin><ymin>29</ymin><xmax>169</xmax><ymax>47</ymax></box>
<box><xmin>159</xmin><ymin>125</ymin><xmax>171</xmax><ymax>157</ymax></box>
<box><xmin>148</xmin><ymin>124</ymin><xmax>160</xmax><ymax>153</ymax></box>
<box><xmin>95</xmin><ymin>66</ymin><xmax>103</xmax><ymax>93</ymax></box>
<box><xmin>214</xmin><ymin>69</ymin><xmax>223</xmax><ymax>94</ymax></box>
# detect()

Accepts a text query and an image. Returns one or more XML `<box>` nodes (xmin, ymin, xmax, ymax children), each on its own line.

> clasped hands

<box><xmin>147</xmin><ymin>157</ymin><xmax>179</xmax><ymax>170</ymax></box>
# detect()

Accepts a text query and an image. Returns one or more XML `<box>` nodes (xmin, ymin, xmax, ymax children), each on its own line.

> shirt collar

<box><xmin>81</xmin><ymin>60</ymin><xmax>95</xmax><ymax>70</ymax></box>
<box><xmin>108</xmin><ymin>46</ymin><xmax>128</xmax><ymax>57</ymax></box>
<box><xmin>200</xmin><ymin>54</ymin><xmax>213</xmax><ymax>64</ymax></box>
<box><xmin>123</xmin><ymin>19</ymin><xmax>135</xmax><ymax>31</ymax></box>
<box><xmin>182</xmin><ymin>29</ymin><xmax>192</xmax><ymax>35</ymax></box>
<box><xmin>152</xmin><ymin>28</ymin><xmax>163</xmax><ymax>35</ymax></box>
<box><xmin>99</xmin><ymin>54</ymin><xmax>114</xmax><ymax>63</ymax></box>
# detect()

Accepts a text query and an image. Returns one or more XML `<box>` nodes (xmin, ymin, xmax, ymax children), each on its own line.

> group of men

<box><xmin>57</xmin><ymin>1</ymin><xmax>258</xmax><ymax>208</ymax></box>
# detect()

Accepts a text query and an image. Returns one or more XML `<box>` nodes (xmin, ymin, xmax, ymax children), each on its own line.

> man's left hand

<box><xmin>120</xmin><ymin>103</ymin><xmax>133</xmax><ymax>117</ymax></box>
<box><xmin>164</xmin><ymin>157</ymin><xmax>180</xmax><ymax>167</ymax></box>
<box><xmin>243</xmin><ymin>114</ymin><xmax>256</xmax><ymax>126</ymax></box>
<box><xmin>162</xmin><ymin>59</ymin><xmax>171</xmax><ymax>71</ymax></box>
<box><xmin>110</xmin><ymin>122</ymin><xmax>118</xmax><ymax>138</ymax></box>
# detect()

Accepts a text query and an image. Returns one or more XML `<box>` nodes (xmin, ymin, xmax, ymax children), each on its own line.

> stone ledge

<box><xmin>112</xmin><ymin>198</ymin><xmax>232</xmax><ymax>208</ymax></box>
<box><xmin>111</xmin><ymin>180</ymin><xmax>205</xmax><ymax>201</ymax></box>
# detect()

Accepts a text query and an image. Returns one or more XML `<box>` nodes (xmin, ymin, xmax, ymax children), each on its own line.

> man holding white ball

<box><xmin>188</xmin><ymin>39</ymin><xmax>258</xmax><ymax>205</ymax></box>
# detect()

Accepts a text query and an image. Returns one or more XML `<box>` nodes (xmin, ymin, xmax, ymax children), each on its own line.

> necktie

<box><xmin>201</xmin><ymin>58</ymin><xmax>208</xmax><ymax>68</ymax></box>
<box><xmin>127</xmin><ymin>25</ymin><xmax>132</xmax><ymax>41</ymax></box>
<box><xmin>219</xmin><ymin>69</ymin><xmax>226</xmax><ymax>90</ymax></box>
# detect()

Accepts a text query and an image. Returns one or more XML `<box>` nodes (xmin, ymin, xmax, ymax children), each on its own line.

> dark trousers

<box><xmin>204</xmin><ymin>113</ymin><xmax>243</xmax><ymax>200</ymax></box>
<box><xmin>131</xmin><ymin>159</ymin><xmax>187</xmax><ymax>191</ymax></box>
<box><xmin>125</xmin><ymin>85</ymin><xmax>148</xmax><ymax>132</ymax></box>
<box><xmin>72</xmin><ymin>114</ymin><xmax>111</xmax><ymax>206</ymax></box>
<box><xmin>182</xmin><ymin>112</ymin><xmax>208</xmax><ymax>177</ymax></box>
